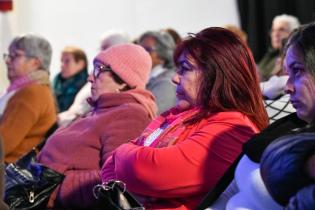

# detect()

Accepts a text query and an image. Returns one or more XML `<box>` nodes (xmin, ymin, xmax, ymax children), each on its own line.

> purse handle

<box><xmin>93</xmin><ymin>180</ymin><xmax>127</xmax><ymax>199</ymax></box>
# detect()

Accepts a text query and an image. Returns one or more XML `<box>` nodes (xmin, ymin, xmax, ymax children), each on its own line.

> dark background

<box><xmin>237</xmin><ymin>0</ymin><xmax>315</xmax><ymax>62</ymax></box>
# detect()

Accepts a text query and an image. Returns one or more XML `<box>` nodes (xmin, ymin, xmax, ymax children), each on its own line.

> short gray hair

<box><xmin>273</xmin><ymin>14</ymin><xmax>300</xmax><ymax>33</ymax></box>
<box><xmin>9</xmin><ymin>34</ymin><xmax>52</xmax><ymax>71</ymax></box>
<box><xmin>100</xmin><ymin>30</ymin><xmax>130</xmax><ymax>50</ymax></box>
<box><xmin>139</xmin><ymin>30</ymin><xmax>175</xmax><ymax>69</ymax></box>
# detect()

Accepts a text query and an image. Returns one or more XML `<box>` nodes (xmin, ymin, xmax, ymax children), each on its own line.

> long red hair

<box><xmin>174</xmin><ymin>27</ymin><xmax>268</xmax><ymax>130</ymax></box>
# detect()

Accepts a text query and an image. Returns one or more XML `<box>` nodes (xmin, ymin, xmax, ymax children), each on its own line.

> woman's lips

<box><xmin>290</xmin><ymin>100</ymin><xmax>300</xmax><ymax>108</ymax></box>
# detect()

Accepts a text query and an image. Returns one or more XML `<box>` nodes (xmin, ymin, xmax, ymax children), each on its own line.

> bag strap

<box><xmin>196</xmin><ymin>153</ymin><xmax>243</xmax><ymax>210</ymax></box>
<box><xmin>35</xmin><ymin>122</ymin><xmax>59</xmax><ymax>151</ymax></box>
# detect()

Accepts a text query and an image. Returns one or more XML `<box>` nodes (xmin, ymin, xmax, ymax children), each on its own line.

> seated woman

<box><xmin>0</xmin><ymin>34</ymin><xmax>57</xmax><ymax>163</ymax></box>
<box><xmin>101</xmin><ymin>27</ymin><xmax>268</xmax><ymax>210</ymax></box>
<box><xmin>37</xmin><ymin>43</ymin><xmax>157</xmax><ymax>209</ymax></box>
<box><xmin>53</xmin><ymin>46</ymin><xmax>88</xmax><ymax>112</ymax></box>
<box><xmin>208</xmin><ymin>23</ymin><xmax>315</xmax><ymax>210</ymax></box>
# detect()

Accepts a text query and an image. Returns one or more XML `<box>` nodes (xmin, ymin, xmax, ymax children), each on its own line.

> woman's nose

<box><xmin>87</xmin><ymin>74</ymin><xmax>94</xmax><ymax>83</ymax></box>
<box><xmin>284</xmin><ymin>77</ymin><xmax>294</xmax><ymax>94</ymax></box>
<box><xmin>172</xmin><ymin>72</ymin><xmax>180</xmax><ymax>85</ymax></box>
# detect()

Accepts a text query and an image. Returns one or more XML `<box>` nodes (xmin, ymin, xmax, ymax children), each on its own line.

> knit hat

<box><xmin>94</xmin><ymin>43</ymin><xmax>152</xmax><ymax>89</ymax></box>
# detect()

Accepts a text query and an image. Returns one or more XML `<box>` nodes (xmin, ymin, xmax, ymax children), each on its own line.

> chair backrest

<box><xmin>0</xmin><ymin>135</ymin><xmax>10</xmax><ymax>210</ymax></box>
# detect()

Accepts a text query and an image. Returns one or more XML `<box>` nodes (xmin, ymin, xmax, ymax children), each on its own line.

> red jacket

<box><xmin>102</xmin><ymin>111</ymin><xmax>259</xmax><ymax>210</ymax></box>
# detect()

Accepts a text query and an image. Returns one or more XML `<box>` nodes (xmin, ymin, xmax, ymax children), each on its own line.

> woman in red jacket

<box><xmin>102</xmin><ymin>27</ymin><xmax>269</xmax><ymax>210</ymax></box>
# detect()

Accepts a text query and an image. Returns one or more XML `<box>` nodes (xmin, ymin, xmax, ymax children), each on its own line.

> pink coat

<box><xmin>37</xmin><ymin>92</ymin><xmax>153</xmax><ymax>209</ymax></box>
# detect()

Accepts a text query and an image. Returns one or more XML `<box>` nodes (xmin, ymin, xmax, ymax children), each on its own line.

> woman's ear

<box><xmin>77</xmin><ymin>60</ymin><xmax>85</xmax><ymax>70</ymax></box>
<box><xmin>32</xmin><ymin>57</ymin><xmax>42</xmax><ymax>69</ymax></box>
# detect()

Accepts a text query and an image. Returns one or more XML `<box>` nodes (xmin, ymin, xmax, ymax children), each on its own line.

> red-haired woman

<box><xmin>101</xmin><ymin>27</ymin><xmax>268</xmax><ymax>210</ymax></box>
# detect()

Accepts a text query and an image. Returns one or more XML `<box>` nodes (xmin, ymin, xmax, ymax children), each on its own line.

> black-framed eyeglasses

<box><xmin>93</xmin><ymin>64</ymin><xmax>112</xmax><ymax>78</ymax></box>
<box><xmin>142</xmin><ymin>46</ymin><xmax>156</xmax><ymax>53</ymax></box>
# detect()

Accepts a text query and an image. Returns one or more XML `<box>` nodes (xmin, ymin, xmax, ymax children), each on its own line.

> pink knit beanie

<box><xmin>94</xmin><ymin>43</ymin><xmax>152</xmax><ymax>89</ymax></box>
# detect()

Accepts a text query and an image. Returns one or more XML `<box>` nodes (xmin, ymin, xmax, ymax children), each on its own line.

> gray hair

<box><xmin>9</xmin><ymin>34</ymin><xmax>52</xmax><ymax>71</ymax></box>
<box><xmin>100</xmin><ymin>30</ymin><xmax>130</xmax><ymax>51</ymax></box>
<box><xmin>273</xmin><ymin>14</ymin><xmax>300</xmax><ymax>32</ymax></box>
<box><xmin>139</xmin><ymin>30</ymin><xmax>175</xmax><ymax>69</ymax></box>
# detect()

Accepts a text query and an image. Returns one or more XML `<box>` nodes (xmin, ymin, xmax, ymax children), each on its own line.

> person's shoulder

<box><xmin>13</xmin><ymin>84</ymin><xmax>54</xmax><ymax>103</ymax></box>
<box><xmin>206</xmin><ymin>111</ymin><xmax>250</xmax><ymax>123</ymax></box>
<box><xmin>118</xmin><ymin>102</ymin><xmax>148</xmax><ymax>116</ymax></box>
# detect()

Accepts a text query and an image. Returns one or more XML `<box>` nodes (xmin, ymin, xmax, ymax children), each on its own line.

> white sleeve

<box><xmin>260</xmin><ymin>75</ymin><xmax>289</xmax><ymax>99</ymax></box>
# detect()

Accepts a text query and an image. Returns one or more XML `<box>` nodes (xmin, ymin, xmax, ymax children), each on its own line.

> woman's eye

<box><xmin>292</xmin><ymin>67</ymin><xmax>303</xmax><ymax>76</ymax></box>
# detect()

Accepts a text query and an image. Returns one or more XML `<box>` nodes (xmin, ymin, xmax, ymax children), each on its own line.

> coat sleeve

<box><xmin>54</xmin><ymin>105</ymin><xmax>151</xmax><ymax>208</ymax></box>
<box><xmin>0</xmin><ymin>89</ymin><xmax>41</xmax><ymax>155</ymax></box>
<box><xmin>55</xmin><ymin>169</ymin><xmax>101</xmax><ymax>208</ymax></box>
<box><xmin>103</xmin><ymin>120</ymin><xmax>255</xmax><ymax>198</ymax></box>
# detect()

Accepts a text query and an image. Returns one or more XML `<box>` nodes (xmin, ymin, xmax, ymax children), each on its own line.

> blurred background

<box><xmin>0</xmin><ymin>0</ymin><xmax>314</xmax><ymax>92</ymax></box>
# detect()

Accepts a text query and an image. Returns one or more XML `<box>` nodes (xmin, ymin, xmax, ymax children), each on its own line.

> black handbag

<box><xmin>93</xmin><ymin>180</ymin><xmax>145</xmax><ymax>210</ymax></box>
<box><xmin>4</xmin><ymin>161</ymin><xmax>64</xmax><ymax>210</ymax></box>
<box><xmin>4</xmin><ymin>122</ymin><xmax>64</xmax><ymax>210</ymax></box>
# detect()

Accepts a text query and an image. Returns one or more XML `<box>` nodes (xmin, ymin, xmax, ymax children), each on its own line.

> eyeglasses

<box><xmin>93</xmin><ymin>64</ymin><xmax>112</xmax><ymax>78</ymax></box>
<box><xmin>142</xmin><ymin>46</ymin><xmax>156</xmax><ymax>53</ymax></box>
<box><xmin>3</xmin><ymin>53</ymin><xmax>29</xmax><ymax>61</ymax></box>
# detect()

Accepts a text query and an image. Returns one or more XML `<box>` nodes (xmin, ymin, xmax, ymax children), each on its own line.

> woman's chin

<box><xmin>176</xmin><ymin>100</ymin><xmax>192</xmax><ymax>111</ymax></box>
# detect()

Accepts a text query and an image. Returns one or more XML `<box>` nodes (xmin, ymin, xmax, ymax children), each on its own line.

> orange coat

<box><xmin>0</xmin><ymin>84</ymin><xmax>57</xmax><ymax>163</ymax></box>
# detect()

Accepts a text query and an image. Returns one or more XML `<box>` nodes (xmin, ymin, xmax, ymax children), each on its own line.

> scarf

<box><xmin>0</xmin><ymin>70</ymin><xmax>50</xmax><ymax>116</ymax></box>
<box><xmin>134</xmin><ymin>107</ymin><xmax>199</xmax><ymax>148</ymax></box>
<box><xmin>125</xmin><ymin>88</ymin><xmax>157</xmax><ymax>120</ymax></box>
<box><xmin>7</xmin><ymin>70</ymin><xmax>50</xmax><ymax>92</ymax></box>
<box><xmin>87</xmin><ymin>88</ymin><xmax>158</xmax><ymax>120</ymax></box>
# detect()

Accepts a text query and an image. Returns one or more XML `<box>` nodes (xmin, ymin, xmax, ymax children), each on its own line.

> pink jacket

<box><xmin>37</xmin><ymin>92</ymin><xmax>154</xmax><ymax>209</ymax></box>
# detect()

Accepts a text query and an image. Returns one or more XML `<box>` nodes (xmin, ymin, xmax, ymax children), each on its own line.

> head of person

<box><xmin>88</xmin><ymin>43</ymin><xmax>152</xmax><ymax>101</ymax></box>
<box><xmin>99</xmin><ymin>30</ymin><xmax>130</xmax><ymax>51</ymax></box>
<box><xmin>271</xmin><ymin>14</ymin><xmax>300</xmax><ymax>49</ymax></box>
<box><xmin>172</xmin><ymin>27</ymin><xmax>268</xmax><ymax>130</ymax></box>
<box><xmin>60</xmin><ymin>46</ymin><xmax>88</xmax><ymax>79</ymax></box>
<box><xmin>284</xmin><ymin>23</ymin><xmax>315</xmax><ymax>123</ymax></box>
<box><xmin>4</xmin><ymin>34</ymin><xmax>52</xmax><ymax>82</ymax></box>
<box><xmin>224</xmin><ymin>24</ymin><xmax>248</xmax><ymax>44</ymax></box>
<box><xmin>261</xmin><ymin>133</ymin><xmax>315</xmax><ymax>206</ymax></box>
<box><xmin>139</xmin><ymin>30</ymin><xmax>175</xmax><ymax>69</ymax></box>
<box><xmin>163</xmin><ymin>28</ymin><xmax>182</xmax><ymax>46</ymax></box>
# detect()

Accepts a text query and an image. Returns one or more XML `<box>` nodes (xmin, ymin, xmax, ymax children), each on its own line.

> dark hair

<box><xmin>174</xmin><ymin>27</ymin><xmax>268</xmax><ymax>130</ymax></box>
<box><xmin>110</xmin><ymin>71</ymin><xmax>133</xmax><ymax>91</ymax></box>
<box><xmin>284</xmin><ymin>23</ymin><xmax>315</xmax><ymax>77</ymax></box>
<box><xmin>164</xmin><ymin>28</ymin><xmax>182</xmax><ymax>45</ymax></box>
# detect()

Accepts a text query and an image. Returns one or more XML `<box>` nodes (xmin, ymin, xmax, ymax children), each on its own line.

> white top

<box><xmin>260</xmin><ymin>75</ymin><xmax>289</xmax><ymax>99</ymax></box>
<box><xmin>226</xmin><ymin>156</ymin><xmax>283</xmax><ymax>210</ymax></box>
<box><xmin>0</xmin><ymin>90</ymin><xmax>17</xmax><ymax>118</ymax></box>
<box><xmin>58</xmin><ymin>82</ymin><xmax>91</xmax><ymax>127</ymax></box>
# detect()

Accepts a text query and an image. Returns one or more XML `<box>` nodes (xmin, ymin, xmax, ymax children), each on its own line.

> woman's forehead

<box><xmin>284</xmin><ymin>45</ymin><xmax>304</xmax><ymax>66</ymax></box>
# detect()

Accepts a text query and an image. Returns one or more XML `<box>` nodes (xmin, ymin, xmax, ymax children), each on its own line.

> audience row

<box><xmin>0</xmin><ymin>17</ymin><xmax>314</xmax><ymax>210</ymax></box>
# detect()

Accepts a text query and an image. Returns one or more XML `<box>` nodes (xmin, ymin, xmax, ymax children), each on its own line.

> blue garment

<box><xmin>53</xmin><ymin>69</ymin><xmax>88</xmax><ymax>112</ymax></box>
